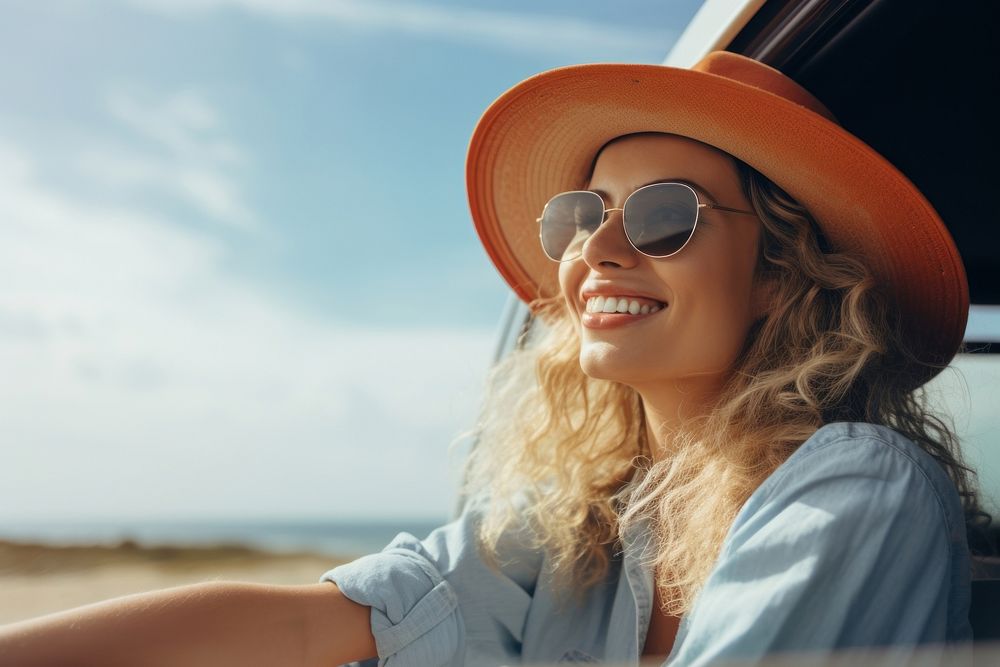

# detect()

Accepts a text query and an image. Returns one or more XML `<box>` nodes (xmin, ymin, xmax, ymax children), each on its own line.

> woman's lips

<box><xmin>581</xmin><ymin>307</ymin><xmax>665</xmax><ymax>329</ymax></box>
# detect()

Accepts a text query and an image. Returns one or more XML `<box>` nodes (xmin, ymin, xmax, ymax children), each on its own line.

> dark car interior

<box><xmin>730</xmin><ymin>0</ymin><xmax>998</xmax><ymax>307</ymax></box>
<box><xmin>727</xmin><ymin>0</ymin><xmax>1000</xmax><ymax>642</ymax></box>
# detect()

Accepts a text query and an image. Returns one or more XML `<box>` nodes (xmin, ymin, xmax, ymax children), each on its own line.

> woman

<box><xmin>0</xmin><ymin>51</ymin><xmax>992</xmax><ymax>667</ymax></box>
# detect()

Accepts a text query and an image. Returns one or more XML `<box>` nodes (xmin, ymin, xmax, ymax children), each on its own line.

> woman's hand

<box><xmin>0</xmin><ymin>580</ymin><xmax>376</xmax><ymax>667</ymax></box>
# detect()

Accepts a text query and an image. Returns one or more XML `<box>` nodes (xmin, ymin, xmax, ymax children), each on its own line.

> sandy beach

<box><xmin>0</xmin><ymin>538</ymin><xmax>352</xmax><ymax>626</ymax></box>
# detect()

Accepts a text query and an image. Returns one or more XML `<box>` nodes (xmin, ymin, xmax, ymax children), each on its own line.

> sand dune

<box><xmin>0</xmin><ymin>538</ymin><xmax>351</xmax><ymax>625</ymax></box>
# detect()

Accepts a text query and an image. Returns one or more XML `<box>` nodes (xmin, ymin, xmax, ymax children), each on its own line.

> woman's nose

<box><xmin>580</xmin><ymin>208</ymin><xmax>640</xmax><ymax>269</ymax></box>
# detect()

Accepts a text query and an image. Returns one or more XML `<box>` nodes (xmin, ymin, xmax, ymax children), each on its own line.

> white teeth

<box><xmin>584</xmin><ymin>296</ymin><xmax>664</xmax><ymax>315</ymax></box>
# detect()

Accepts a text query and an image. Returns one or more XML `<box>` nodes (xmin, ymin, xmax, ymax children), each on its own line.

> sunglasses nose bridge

<box><xmin>584</xmin><ymin>205</ymin><xmax>623</xmax><ymax>242</ymax></box>
<box><xmin>596</xmin><ymin>206</ymin><xmax>624</xmax><ymax>235</ymax></box>
<box><xmin>578</xmin><ymin>205</ymin><xmax>636</xmax><ymax>263</ymax></box>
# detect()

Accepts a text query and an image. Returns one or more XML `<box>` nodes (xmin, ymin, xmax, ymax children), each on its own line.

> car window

<box><xmin>930</xmin><ymin>309</ymin><xmax>1000</xmax><ymax>518</ymax></box>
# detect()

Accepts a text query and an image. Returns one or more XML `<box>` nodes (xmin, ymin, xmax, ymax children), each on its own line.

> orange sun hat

<box><xmin>465</xmin><ymin>50</ymin><xmax>968</xmax><ymax>382</ymax></box>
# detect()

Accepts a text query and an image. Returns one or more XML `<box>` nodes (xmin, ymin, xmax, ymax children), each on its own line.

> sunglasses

<box><xmin>536</xmin><ymin>181</ymin><xmax>758</xmax><ymax>262</ymax></box>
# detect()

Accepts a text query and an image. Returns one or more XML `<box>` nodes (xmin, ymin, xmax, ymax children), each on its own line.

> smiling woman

<box><xmin>317</xmin><ymin>50</ymin><xmax>991</xmax><ymax>665</ymax></box>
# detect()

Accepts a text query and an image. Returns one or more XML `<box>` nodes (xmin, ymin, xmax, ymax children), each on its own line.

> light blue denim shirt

<box><xmin>319</xmin><ymin>421</ymin><xmax>973</xmax><ymax>666</ymax></box>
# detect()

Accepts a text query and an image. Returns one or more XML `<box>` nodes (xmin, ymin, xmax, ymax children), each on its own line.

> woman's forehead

<box><xmin>594</xmin><ymin>132</ymin><xmax>732</xmax><ymax>164</ymax></box>
<box><xmin>588</xmin><ymin>133</ymin><xmax>738</xmax><ymax>192</ymax></box>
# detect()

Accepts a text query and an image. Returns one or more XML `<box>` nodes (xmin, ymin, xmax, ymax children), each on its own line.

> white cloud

<box><xmin>73</xmin><ymin>149</ymin><xmax>258</xmax><ymax>232</ymax></box>
<box><xmin>121</xmin><ymin>0</ymin><xmax>675</xmax><ymax>58</ymax></box>
<box><xmin>75</xmin><ymin>87</ymin><xmax>257</xmax><ymax>230</ymax></box>
<box><xmin>0</xmin><ymin>139</ymin><xmax>495</xmax><ymax>522</ymax></box>
<box><xmin>105</xmin><ymin>88</ymin><xmax>245</xmax><ymax>166</ymax></box>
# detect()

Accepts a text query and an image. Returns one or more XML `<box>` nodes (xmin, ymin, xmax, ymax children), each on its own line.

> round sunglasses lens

<box><xmin>539</xmin><ymin>191</ymin><xmax>603</xmax><ymax>261</ymax></box>
<box><xmin>624</xmin><ymin>183</ymin><xmax>699</xmax><ymax>256</ymax></box>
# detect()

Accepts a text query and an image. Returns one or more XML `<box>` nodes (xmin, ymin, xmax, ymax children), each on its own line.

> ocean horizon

<box><xmin>0</xmin><ymin>516</ymin><xmax>452</xmax><ymax>560</ymax></box>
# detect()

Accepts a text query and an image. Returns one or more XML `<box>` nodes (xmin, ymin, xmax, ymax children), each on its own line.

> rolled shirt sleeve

<box><xmin>319</xmin><ymin>492</ymin><xmax>543</xmax><ymax>666</ymax></box>
<box><xmin>665</xmin><ymin>422</ymin><xmax>973</xmax><ymax>666</ymax></box>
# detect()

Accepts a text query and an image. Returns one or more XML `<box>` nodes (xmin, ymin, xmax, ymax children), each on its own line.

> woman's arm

<box><xmin>0</xmin><ymin>580</ymin><xmax>375</xmax><ymax>667</ymax></box>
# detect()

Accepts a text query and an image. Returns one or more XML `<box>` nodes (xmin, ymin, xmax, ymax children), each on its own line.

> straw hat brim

<box><xmin>465</xmin><ymin>62</ymin><xmax>968</xmax><ymax>375</ymax></box>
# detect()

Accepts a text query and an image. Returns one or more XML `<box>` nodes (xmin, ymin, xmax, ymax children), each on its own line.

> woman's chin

<box><xmin>578</xmin><ymin>353</ymin><xmax>645</xmax><ymax>384</ymax></box>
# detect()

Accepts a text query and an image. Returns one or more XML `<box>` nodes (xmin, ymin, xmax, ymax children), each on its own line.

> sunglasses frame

<box><xmin>536</xmin><ymin>181</ymin><xmax>758</xmax><ymax>262</ymax></box>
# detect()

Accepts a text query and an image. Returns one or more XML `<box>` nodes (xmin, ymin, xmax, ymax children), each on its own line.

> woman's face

<box><xmin>558</xmin><ymin>132</ymin><xmax>770</xmax><ymax>393</ymax></box>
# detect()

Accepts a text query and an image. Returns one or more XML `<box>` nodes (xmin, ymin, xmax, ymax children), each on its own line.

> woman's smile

<box><xmin>581</xmin><ymin>299</ymin><xmax>667</xmax><ymax>329</ymax></box>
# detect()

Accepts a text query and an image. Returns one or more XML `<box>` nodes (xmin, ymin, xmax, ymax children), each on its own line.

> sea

<box><xmin>0</xmin><ymin>516</ymin><xmax>452</xmax><ymax>559</ymax></box>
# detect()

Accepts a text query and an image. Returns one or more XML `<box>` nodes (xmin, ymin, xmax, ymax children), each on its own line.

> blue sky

<box><xmin>0</xmin><ymin>0</ymin><xmax>706</xmax><ymax>522</ymax></box>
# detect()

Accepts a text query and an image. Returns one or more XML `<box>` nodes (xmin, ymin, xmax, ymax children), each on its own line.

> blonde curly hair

<box><xmin>452</xmin><ymin>133</ymin><xmax>993</xmax><ymax>618</ymax></box>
